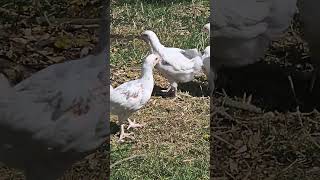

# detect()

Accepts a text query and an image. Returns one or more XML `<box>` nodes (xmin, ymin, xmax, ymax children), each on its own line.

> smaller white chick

<box><xmin>110</xmin><ymin>54</ymin><xmax>160</xmax><ymax>142</ymax></box>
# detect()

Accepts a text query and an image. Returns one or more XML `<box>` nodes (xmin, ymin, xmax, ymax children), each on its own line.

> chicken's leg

<box><xmin>161</xmin><ymin>86</ymin><xmax>172</xmax><ymax>93</ymax></box>
<box><xmin>162</xmin><ymin>79</ymin><xmax>178</xmax><ymax>97</ymax></box>
<box><xmin>170</xmin><ymin>82</ymin><xmax>178</xmax><ymax>97</ymax></box>
<box><xmin>309</xmin><ymin>66</ymin><xmax>319</xmax><ymax>93</ymax></box>
<box><xmin>127</xmin><ymin>119</ymin><xmax>145</xmax><ymax>130</ymax></box>
<box><xmin>242</xmin><ymin>93</ymin><xmax>252</xmax><ymax>105</ymax></box>
<box><xmin>287</xmin><ymin>75</ymin><xmax>299</xmax><ymax>105</ymax></box>
<box><xmin>118</xmin><ymin>124</ymin><xmax>134</xmax><ymax>143</ymax></box>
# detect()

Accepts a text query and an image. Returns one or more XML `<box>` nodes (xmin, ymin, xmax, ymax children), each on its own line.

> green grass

<box><xmin>111</xmin><ymin>140</ymin><xmax>209</xmax><ymax>179</ymax></box>
<box><xmin>110</xmin><ymin>93</ymin><xmax>210</xmax><ymax>179</ymax></box>
<box><xmin>111</xmin><ymin>0</ymin><xmax>210</xmax><ymax>179</ymax></box>
<box><xmin>110</xmin><ymin>110</ymin><xmax>209</xmax><ymax>179</ymax></box>
<box><xmin>111</xmin><ymin>0</ymin><xmax>209</xmax><ymax>66</ymax></box>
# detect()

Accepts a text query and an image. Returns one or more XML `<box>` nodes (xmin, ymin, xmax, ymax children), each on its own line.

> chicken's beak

<box><xmin>139</xmin><ymin>35</ymin><xmax>148</xmax><ymax>42</ymax></box>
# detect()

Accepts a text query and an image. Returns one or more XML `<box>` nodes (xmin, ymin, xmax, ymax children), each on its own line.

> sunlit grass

<box><xmin>110</xmin><ymin>0</ymin><xmax>210</xmax><ymax>179</ymax></box>
<box><xmin>111</xmin><ymin>0</ymin><xmax>209</xmax><ymax>66</ymax></box>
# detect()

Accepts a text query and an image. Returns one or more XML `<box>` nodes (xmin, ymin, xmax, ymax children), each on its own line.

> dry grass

<box><xmin>110</xmin><ymin>67</ymin><xmax>210</xmax><ymax>179</ymax></box>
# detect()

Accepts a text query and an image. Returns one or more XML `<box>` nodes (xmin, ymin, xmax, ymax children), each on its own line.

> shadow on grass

<box><xmin>179</xmin><ymin>79</ymin><xmax>209</xmax><ymax>97</ymax></box>
<box><xmin>152</xmin><ymin>85</ymin><xmax>169</xmax><ymax>98</ymax></box>
<box><xmin>152</xmin><ymin>78</ymin><xmax>209</xmax><ymax>98</ymax></box>
<box><xmin>216</xmin><ymin>61</ymin><xmax>320</xmax><ymax>112</ymax></box>
<box><xmin>110</xmin><ymin>121</ymin><xmax>120</xmax><ymax>135</ymax></box>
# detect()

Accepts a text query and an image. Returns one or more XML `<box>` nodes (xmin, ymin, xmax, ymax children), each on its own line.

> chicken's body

<box><xmin>0</xmin><ymin>51</ymin><xmax>108</xmax><ymax>179</ymax></box>
<box><xmin>110</xmin><ymin>54</ymin><xmax>159</xmax><ymax>142</ymax></box>
<box><xmin>213</xmin><ymin>0</ymin><xmax>297</xmax><ymax>90</ymax></box>
<box><xmin>0</xmin><ymin>0</ymin><xmax>109</xmax><ymax>178</ymax></box>
<box><xmin>202</xmin><ymin>46</ymin><xmax>210</xmax><ymax>78</ymax></box>
<box><xmin>202</xmin><ymin>23</ymin><xmax>212</xmax><ymax>93</ymax></box>
<box><xmin>141</xmin><ymin>30</ymin><xmax>203</xmax><ymax>96</ymax></box>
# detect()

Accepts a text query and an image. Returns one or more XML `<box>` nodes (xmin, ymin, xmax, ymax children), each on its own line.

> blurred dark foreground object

<box><xmin>0</xmin><ymin>0</ymin><xmax>110</xmax><ymax>179</ymax></box>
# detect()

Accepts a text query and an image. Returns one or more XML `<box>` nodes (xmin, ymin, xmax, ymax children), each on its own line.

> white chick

<box><xmin>110</xmin><ymin>54</ymin><xmax>160</xmax><ymax>142</ymax></box>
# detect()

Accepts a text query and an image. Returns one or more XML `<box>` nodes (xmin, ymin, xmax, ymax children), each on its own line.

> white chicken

<box><xmin>140</xmin><ymin>30</ymin><xmax>203</xmax><ymax>97</ymax></box>
<box><xmin>213</xmin><ymin>0</ymin><xmax>297</xmax><ymax>94</ymax></box>
<box><xmin>202</xmin><ymin>23</ymin><xmax>214</xmax><ymax>94</ymax></box>
<box><xmin>202</xmin><ymin>23</ymin><xmax>211</xmax><ymax>78</ymax></box>
<box><xmin>0</xmin><ymin>0</ymin><xmax>109</xmax><ymax>179</ymax></box>
<box><xmin>110</xmin><ymin>54</ymin><xmax>160</xmax><ymax>142</ymax></box>
<box><xmin>298</xmin><ymin>0</ymin><xmax>320</xmax><ymax>92</ymax></box>
<box><xmin>203</xmin><ymin>23</ymin><xmax>210</xmax><ymax>37</ymax></box>
<box><xmin>202</xmin><ymin>46</ymin><xmax>210</xmax><ymax>78</ymax></box>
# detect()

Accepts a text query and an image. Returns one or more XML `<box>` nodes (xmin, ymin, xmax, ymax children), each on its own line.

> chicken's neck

<box><xmin>148</xmin><ymin>37</ymin><xmax>164</xmax><ymax>55</ymax></box>
<box><xmin>140</xmin><ymin>64</ymin><xmax>154</xmax><ymax>89</ymax></box>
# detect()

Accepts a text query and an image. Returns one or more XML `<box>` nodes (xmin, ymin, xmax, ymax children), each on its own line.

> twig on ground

<box><xmin>280</xmin><ymin>159</ymin><xmax>299</xmax><ymax>174</ymax></box>
<box><xmin>222</xmin><ymin>97</ymin><xmax>262</xmax><ymax>114</ymax></box>
<box><xmin>213</xmin><ymin>108</ymin><xmax>234</xmax><ymax>121</ymax></box>
<box><xmin>43</xmin><ymin>11</ymin><xmax>52</xmax><ymax>26</ymax></box>
<box><xmin>212</xmin><ymin>133</ymin><xmax>238</xmax><ymax>149</ymax></box>
<box><xmin>70</xmin><ymin>24</ymin><xmax>100</xmax><ymax>29</ymax></box>
<box><xmin>305</xmin><ymin>131</ymin><xmax>320</xmax><ymax>150</ymax></box>
<box><xmin>110</xmin><ymin>154</ymin><xmax>147</xmax><ymax>169</ymax></box>
<box><xmin>293</xmin><ymin>109</ymin><xmax>320</xmax><ymax>149</ymax></box>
